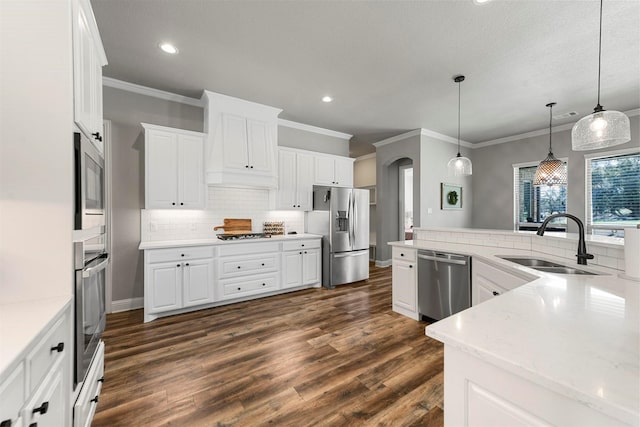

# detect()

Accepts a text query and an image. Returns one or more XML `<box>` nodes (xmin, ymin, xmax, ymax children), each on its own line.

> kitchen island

<box><xmin>389</xmin><ymin>228</ymin><xmax>639</xmax><ymax>426</ymax></box>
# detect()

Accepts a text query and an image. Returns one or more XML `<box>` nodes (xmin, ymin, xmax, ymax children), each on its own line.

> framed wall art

<box><xmin>441</xmin><ymin>183</ymin><xmax>462</xmax><ymax>210</ymax></box>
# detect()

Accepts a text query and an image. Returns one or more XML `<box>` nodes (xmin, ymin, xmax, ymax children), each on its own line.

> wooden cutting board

<box><xmin>213</xmin><ymin>218</ymin><xmax>252</xmax><ymax>234</ymax></box>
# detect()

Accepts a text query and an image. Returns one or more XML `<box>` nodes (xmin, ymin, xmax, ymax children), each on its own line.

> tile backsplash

<box><xmin>141</xmin><ymin>187</ymin><xmax>304</xmax><ymax>241</ymax></box>
<box><xmin>414</xmin><ymin>228</ymin><xmax>626</xmax><ymax>271</ymax></box>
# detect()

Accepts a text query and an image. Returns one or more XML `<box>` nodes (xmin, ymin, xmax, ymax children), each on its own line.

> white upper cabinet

<box><xmin>276</xmin><ymin>148</ymin><xmax>314</xmax><ymax>211</ymax></box>
<box><xmin>73</xmin><ymin>0</ymin><xmax>107</xmax><ymax>152</ymax></box>
<box><xmin>143</xmin><ymin>123</ymin><xmax>206</xmax><ymax>209</ymax></box>
<box><xmin>314</xmin><ymin>154</ymin><xmax>354</xmax><ymax>187</ymax></box>
<box><xmin>202</xmin><ymin>91</ymin><xmax>282</xmax><ymax>188</ymax></box>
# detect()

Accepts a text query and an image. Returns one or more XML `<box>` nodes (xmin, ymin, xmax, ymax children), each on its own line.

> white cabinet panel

<box><xmin>246</xmin><ymin>119</ymin><xmax>272</xmax><ymax>173</ymax></box>
<box><xmin>179</xmin><ymin>134</ymin><xmax>205</xmax><ymax>208</ymax></box>
<box><xmin>147</xmin><ymin>262</ymin><xmax>182</xmax><ymax>314</ymax></box>
<box><xmin>73</xmin><ymin>342</ymin><xmax>104</xmax><ymax>427</ymax></box>
<box><xmin>302</xmin><ymin>248</ymin><xmax>321</xmax><ymax>285</ymax></box>
<box><xmin>472</xmin><ymin>259</ymin><xmax>529</xmax><ymax>306</ymax></box>
<box><xmin>314</xmin><ymin>154</ymin><xmax>354</xmax><ymax>187</ymax></box>
<box><xmin>282</xmin><ymin>251</ymin><xmax>303</xmax><ymax>289</ymax></box>
<box><xmin>222</xmin><ymin>114</ymin><xmax>249</xmax><ymax>171</ymax></box>
<box><xmin>314</xmin><ymin>156</ymin><xmax>336</xmax><ymax>185</ymax></box>
<box><xmin>0</xmin><ymin>362</ymin><xmax>25</xmax><ymax>426</ymax></box>
<box><xmin>334</xmin><ymin>156</ymin><xmax>354</xmax><ymax>187</ymax></box>
<box><xmin>183</xmin><ymin>259</ymin><xmax>215</xmax><ymax>307</ymax></box>
<box><xmin>282</xmin><ymin>241</ymin><xmax>322</xmax><ymax>289</ymax></box>
<box><xmin>22</xmin><ymin>358</ymin><xmax>66</xmax><ymax>427</ymax></box>
<box><xmin>276</xmin><ymin>149</ymin><xmax>315</xmax><ymax>211</ymax></box>
<box><xmin>392</xmin><ymin>260</ymin><xmax>417</xmax><ymax>314</ymax></box>
<box><xmin>296</xmin><ymin>152</ymin><xmax>315</xmax><ymax>210</ymax></box>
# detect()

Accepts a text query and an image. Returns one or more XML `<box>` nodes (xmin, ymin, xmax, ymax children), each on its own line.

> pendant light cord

<box><xmin>596</xmin><ymin>0</ymin><xmax>603</xmax><ymax>110</ymax></box>
<box><xmin>457</xmin><ymin>78</ymin><xmax>461</xmax><ymax>155</ymax></box>
<box><xmin>548</xmin><ymin>104</ymin><xmax>553</xmax><ymax>153</ymax></box>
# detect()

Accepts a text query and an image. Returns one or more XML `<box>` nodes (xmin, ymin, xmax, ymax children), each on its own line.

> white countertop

<box><xmin>139</xmin><ymin>233</ymin><xmax>323</xmax><ymax>250</ymax></box>
<box><xmin>389</xmin><ymin>239</ymin><xmax>639</xmax><ymax>424</ymax></box>
<box><xmin>0</xmin><ymin>295</ymin><xmax>72</xmax><ymax>379</ymax></box>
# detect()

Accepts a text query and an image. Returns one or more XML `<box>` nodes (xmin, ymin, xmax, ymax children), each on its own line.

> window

<box><xmin>513</xmin><ymin>163</ymin><xmax>567</xmax><ymax>231</ymax></box>
<box><xmin>586</xmin><ymin>149</ymin><xmax>640</xmax><ymax>237</ymax></box>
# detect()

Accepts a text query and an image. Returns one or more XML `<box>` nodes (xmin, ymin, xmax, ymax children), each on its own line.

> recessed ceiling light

<box><xmin>473</xmin><ymin>0</ymin><xmax>492</xmax><ymax>4</ymax></box>
<box><xmin>322</xmin><ymin>96</ymin><xmax>333</xmax><ymax>103</ymax></box>
<box><xmin>159</xmin><ymin>43</ymin><xmax>178</xmax><ymax>54</ymax></box>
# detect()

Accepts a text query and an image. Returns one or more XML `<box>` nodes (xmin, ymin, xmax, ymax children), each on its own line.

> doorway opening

<box><xmin>399</xmin><ymin>164</ymin><xmax>413</xmax><ymax>240</ymax></box>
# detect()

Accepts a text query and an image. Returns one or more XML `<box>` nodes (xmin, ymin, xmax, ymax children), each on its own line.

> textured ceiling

<box><xmin>91</xmin><ymin>0</ymin><xmax>640</xmax><ymax>156</ymax></box>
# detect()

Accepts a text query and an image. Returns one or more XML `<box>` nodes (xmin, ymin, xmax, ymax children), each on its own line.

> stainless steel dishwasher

<box><xmin>418</xmin><ymin>250</ymin><xmax>471</xmax><ymax>321</ymax></box>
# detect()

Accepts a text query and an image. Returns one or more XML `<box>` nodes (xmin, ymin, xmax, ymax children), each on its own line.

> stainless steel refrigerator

<box><xmin>306</xmin><ymin>187</ymin><xmax>369</xmax><ymax>289</ymax></box>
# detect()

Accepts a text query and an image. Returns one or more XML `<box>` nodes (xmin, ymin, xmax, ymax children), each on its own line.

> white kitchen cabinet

<box><xmin>73</xmin><ymin>0</ymin><xmax>107</xmax><ymax>151</ymax></box>
<box><xmin>391</xmin><ymin>247</ymin><xmax>418</xmax><ymax>320</ymax></box>
<box><xmin>144</xmin><ymin>246</ymin><xmax>215</xmax><ymax>322</ymax></box>
<box><xmin>202</xmin><ymin>91</ymin><xmax>282</xmax><ymax>188</ymax></box>
<box><xmin>472</xmin><ymin>258</ymin><xmax>530</xmax><ymax>306</ymax></box>
<box><xmin>314</xmin><ymin>154</ymin><xmax>354</xmax><ymax>187</ymax></box>
<box><xmin>143</xmin><ymin>123</ymin><xmax>206</xmax><ymax>209</ymax></box>
<box><xmin>0</xmin><ymin>302</ymin><xmax>72</xmax><ymax>427</ymax></box>
<box><xmin>282</xmin><ymin>239</ymin><xmax>321</xmax><ymax>289</ymax></box>
<box><xmin>276</xmin><ymin>148</ymin><xmax>314</xmax><ymax>211</ymax></box>
<box><xmin>73</xmin><ymin>342</ymin><xmax>104</xmax><ymax>427</ymax></box>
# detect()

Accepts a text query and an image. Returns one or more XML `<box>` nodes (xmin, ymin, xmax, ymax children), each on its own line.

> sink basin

<box><xmin>498</xmin><ymin>257</ymin><xmax>563</xmax><ymax>267</ymax></box>
<box><xmin>498</xmin><ymin>256</ymin><xmax>599</xmax><ymax>275</ymax></box>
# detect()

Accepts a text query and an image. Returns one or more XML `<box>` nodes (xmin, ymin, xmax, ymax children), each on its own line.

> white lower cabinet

<box><xmin>144</xmin><ymin>246</ymin><xmax>215</xmax><ymax>322</ymax></box>
<box><xmin>472</xmin><ymin>258</ymin><xmax>530</xmax><ymax>306</ymax></box>
<box><xmin>0</xmin><ymin>302</ymin><xmax>72</xmax><ymax>427</ymax></box>
<box><xmin>391</xmin><ymin>247</ymin><xmax>418</xmax><ymax>320</ymax></box>
<box><xmin>73</xmin><ymin>342</ymin><xmax>104</xmax><ymax>427</ymax></box>
<box><xmin>282</xmin><ymin>239</ymin><xmax>321</xmax><ymax>289</ymax></box>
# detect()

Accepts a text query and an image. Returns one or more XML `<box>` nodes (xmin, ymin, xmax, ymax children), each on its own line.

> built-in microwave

<box><xmin>74</xmin><ymin>132</ymin><xmax>105</xmax><ymax>230</ymax></box>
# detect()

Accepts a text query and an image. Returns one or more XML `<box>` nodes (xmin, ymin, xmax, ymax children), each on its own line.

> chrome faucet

<box><xmin>536</xmin><ymin>213</ymin><xmax>594</xmax><ymax>265</ymax></box>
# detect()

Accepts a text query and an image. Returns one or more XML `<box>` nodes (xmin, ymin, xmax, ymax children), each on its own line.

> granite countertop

<box><xmin>389</xmin><ymin>239</ymin><xmax>639</xmax><ymax>424</ymax></box>
<box><xmin>139</xmin><ymin>233</ymin><xmax>323</xmax><ymax>250</ymax></box>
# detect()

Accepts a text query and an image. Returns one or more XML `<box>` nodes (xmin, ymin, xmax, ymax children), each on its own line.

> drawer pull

<box><xmin>400</xmin><ymin>253</ymin><xmax>404</xmax><ymax>257</ymax></box>
<box><xmin>1</xmin><ymin>419</ymin><xmax>12</xmax><ymax>427</ymax></box>
<box><xmin>50</xmin><ymin>342</ymin><xmax>64</xmax><ymax>353</ymax></box>
<box><xmin>237</xmin><ymin>287</ymin><xmax>241</xmax><ymax>291</ymax></box>
<box><xmin>181</xmin><ymin>254</ymin><xmax>185</xmax><ymax>257</ymax></box>
<box><xmin>177</xmin><ymin>264</ymin><xmax>181</xmax><ymax>267</ymax></box>
<box><xmin>304</xmin><ymin>251</ymin><xmax>307</xmax><ymax>254</ymax></box>
<box><xmin>237</xmin><ymin>266</ymin><xmax>241</xmax><ymax>269</ymax></box>
<box><xmin>301</xmin><ymin>244</ymin><xmax>305</xmax><ymax>247</ymax></box>
<box><xmin>299</xmin><ymin>252</ymin><xmax>302</xmax><ymax>254</ymax></box>
<box><xmin>32</xmin><ymin>401</ymin><xmax>49</xmax><ymax>415</ymax></box>
<box><xmin>91</xmin><ymin>396</ymin><xmax>99</xmax><ymax>404</ymax></box>
<box><xmin>262</xmin><ymin>283</ymin><xmax>266</xmax><ymax>286</ymax></box>
<box><xmin>98</xmin><ymin>376</ymin><xmax>105</xmax><ymax>383</ymax></box>
<box><xmin>409</xmin><ymin>265</ymin><xmax>413</xmax><ymax>268</ymax></box>
<box><xmin>261</xmin><ymin>263</ymin><xmax>265</xmax><ymax>266</ymax></box>
<box><xmin>185</xmin><ymin>263</ymin><xmax>190</xmax><ymax>266</ymax></box>
<box><xmin>492</xmin><ymin>291</ymin><xmax>500</xmax><ymax>296</ymax></box>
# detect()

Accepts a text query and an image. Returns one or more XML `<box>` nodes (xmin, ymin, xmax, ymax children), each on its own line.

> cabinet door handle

<box><xmin>237</xmin><ymin>287</ymin><xmax>241</xmax><ymax>291</ymax></box>
<box><xmin>400</xmin><ymin>253</ymin><xmax>404</xmax><ymax>257</ymax></box>
<box><xmin>185</xmin><ymin>263</ymin><xmax>189</xmax><ymax>266</ymax></box>
<box><xmin>245</xmin><ymin>165</ymin><xmax>249</xmax><ymax>168</ymax></box>
<box><xmin>177</xmin><ymin>264</ymin><xmax>181</xmax><ymax>267</ymax></box>
<box><xmin>1</xmin><ymin>419</ymin><xmax>12</xmax><ymax>427</ymax></box>
<box><xmin>32</xmin><ymin>402</ymin><xmax>49</xmax><ymax>415</ymax></box>
<box><xmin>299</xmin><ymin>252</ymin><xmax>302</xmax><ymax>254</ymax></box>
<box><xmin>237</xmin><ymin>266</ymin><xmax>241</xmax><ymax>269</ymax></box>
<box><xmin>492</xmin><ymin>291</ymin><xmax>500</xmax><ymax>296</ymax></box>
<box><xmin>261</xmin><ymin>263</ymin><xmax>265</xmax><ymax>266</ymax></box>
<box><xmin>181</xmin><ymin>254</ymin><xmax>185</xmax><ymax>257</ymax></box>
<box><xmin>262</xmin><ymin>283</ymin><xmax>266</xmax><ymax>286</ymax></box>
<box><xmin>297</xmin><ymin>205</ymin><xmax>300</xmax><ymax>208</ymax></box>
<box><xmin>91</xmin><ymin>396</ymin><xmax>99</xmax><ymax>404</ymax></box>
<box><xmin>180</xmin><ymin>202</ymin><xmax>184</xmax><ymax>206</ymax></box>
<box><xmin>50</xmin><ymin>342</ymin><xmax>64</xmax><ymax>353</ymax></box>
<box><xmin>92</xmin><ymin>132</ymin><xmax>102</xmax><ymax>141</ymax></box>
<box><xmin>250</xmin><ymin>165</ymin><xmax>254</xmax><ymax>169</ymax></box>
<box><xmin>98</xmin><ymin>376</ymin><xmax>105</xmax><ymax>383</ymax></box>
<box><xmin>304</xmin><ymin>251</ymin><xmax>307</xmax><ymax>254</ymax></box>
<box><xmin>409</xmin><ymin>265</ymin><xmax>413</xmax><ymax>268</ymax></box>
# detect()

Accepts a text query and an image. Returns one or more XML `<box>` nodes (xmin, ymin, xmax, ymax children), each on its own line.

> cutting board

<box><xmin>213</xmin><ymin>218</ymin><xmax>252</xmax><ymax>234</ymax></box>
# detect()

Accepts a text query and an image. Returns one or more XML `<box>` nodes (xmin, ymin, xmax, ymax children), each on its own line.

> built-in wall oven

<box><xmin>74</xmin><ymin>132</ymin><xmax>105</xmax><ymax>230</ymax></box>
<box><xmin>74</xmin><ymin>230</ymin><xmax>108</xmax><ymax>386</ymax></box>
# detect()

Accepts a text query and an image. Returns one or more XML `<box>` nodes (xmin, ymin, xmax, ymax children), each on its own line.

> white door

<box><xmin>146</xmin><ymin>130</ymin><xmax>178</xmax><ymax>208</ymax></box>
<box><xmin>333</xmin><ymin>157</ymin><xmax>353</xmax><ymax>187</ymax></box>
<box><xmin>246</xmin><ymin>119</ymin><xmax>273</xmax><ymax>173</ymax></box>
<box><xmin>282</xmin><ymin>251</ymin><xmax>302</xmax><ymax>289</ymax></box>
<box><xmin>147</xmin><ymin>262</ymin><xmax>182</xmax><ymax>313</ymax></box>
<box><xmin>296</xmin><ymin>153</ymin><xmax>315</xmax><ymax>210</ymax></box>
<box><xmin>182</xmin><ymin>259</ymin><xmax>214</xmax><ymax>307</ymax></box>
<box><xmin>23</xmin><ymin>360</ymin><xmax>66</xmax><ymax>427</ymax></box>
<box><xmin>302</xmin><ymin>248</ymin><xmax>321</xmax><ymax>285</ymax></box>
<box><xmin>314</xmin><ymin>156</ymin><xmax>335</xmax><ymax>185</ymax></box>
<box><xmin>472</xmin><ymin>275</ymin><xmax>504</xmax><ymax>306</ymax></box>
<box><xmin>277</xmin><ymin>150</ymin><xmax>298</xmax><ymax>209</ymax></box>
<box><xmin>392</xmin><ymin>261</ymin><xmax>416</xmax><ymax>312</ymax></box>
<box><xmin>222</xmin><ymin>114</ymin><xmax>249</xmax><ymax>171</ymax></box>
<box><xmin>73</xmin><ymin>4</ymin><xmax>93</xmax><ymax>139</ymax></box>
<box><xmin>178</xmin><ymin>134</ymin><xmax>205</xmax><ymax>208</ymax></box>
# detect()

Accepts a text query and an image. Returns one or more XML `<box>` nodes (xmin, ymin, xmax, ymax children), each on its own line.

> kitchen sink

<box><xmin>498</xmin><ymin>256</ymin><xmax>599</xmax><ymax>275</ymax></box>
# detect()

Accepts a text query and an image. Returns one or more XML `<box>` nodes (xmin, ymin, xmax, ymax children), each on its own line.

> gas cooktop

<box><xmin>216</xmin><ymin>233</ymin><xmax>271</xmax><ymax>241</ymax></box>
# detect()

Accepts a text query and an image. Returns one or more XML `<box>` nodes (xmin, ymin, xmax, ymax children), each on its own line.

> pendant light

<box><xmin>571</xmin><ymin>0</ymin><xmax>630</xmax><ymax>150</ymax></box>
<box><xmin>447</xmin><ymin>75</ymin><xmax>472</xmax><ymax>176</ymax></box>
<box><xmin>534</xmin><ymin>103</ymin><xmax>567</xmax><ymax>186</ymax></box>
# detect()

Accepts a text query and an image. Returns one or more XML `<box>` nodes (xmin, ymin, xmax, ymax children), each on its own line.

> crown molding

<box><xmin>278</xmin><ymin>119</ymin><xmax>352</xmax><ymax>140</ymax></box>
<box><xmin>355</xmin><ymin>152</ymin><xmax>377</xmax><ymax>161</ymax></box>
<box><xmin>373</xmin><ymin>128</ymin><xmax>472</xmax><ymax>148</ymax></box>
<box><xmin>474</xmin><ymin>108</ymin><xmax>640</xmax><ymax>149</ymax></box>
<box><xmin>102</xmin><ymin>77</ymin><xmax>203</xmax><ymax>107</ymax></box>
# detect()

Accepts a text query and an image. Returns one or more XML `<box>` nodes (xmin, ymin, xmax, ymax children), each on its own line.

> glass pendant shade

<box><xmin>571</xmin><ymin>109</ymin><xmax>631</xmax><ymax>151</ymax></box>
<box><xmin>447</xmin><ymin>153</ymin><xmax>473</xmax><ymax>176</ymax></box>
<box><xmin>533</xmin><ymin>152</ymin><xmax>567</xmax><ymax>186</ymax></box>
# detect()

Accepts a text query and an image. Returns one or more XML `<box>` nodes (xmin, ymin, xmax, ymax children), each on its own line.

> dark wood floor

<box><xmin>94</xmin><ymin>264</ymin><xmax>444</xmax><ymax>426</ymax></box>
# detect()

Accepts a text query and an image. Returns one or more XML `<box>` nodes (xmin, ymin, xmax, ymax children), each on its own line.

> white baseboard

<box><xmin>110</xmin><ymin>297</ymin><xmax>144</xmax><ymax>313</ymax></box>
<box><xmin>375</xmin><ymin>259</ymin><xmax>392</xmax><ymax>268</ymax></box>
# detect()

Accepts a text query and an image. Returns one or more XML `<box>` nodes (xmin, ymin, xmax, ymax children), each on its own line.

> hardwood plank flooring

<box><xmin>93</xmin><ymin>264</ymin><xmax>444</xmax><ymax>426</ymax></box>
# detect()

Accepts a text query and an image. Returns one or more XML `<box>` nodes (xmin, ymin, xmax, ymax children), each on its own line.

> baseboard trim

<box><xmin>111</xmin><ymin>297</ymin><xmax>144</xmax><ymax>313</ymax></box>
<box><xmin>375</xmin><ymin>259</ymin><xmax>392</xmax><ymax>268</ymax></box>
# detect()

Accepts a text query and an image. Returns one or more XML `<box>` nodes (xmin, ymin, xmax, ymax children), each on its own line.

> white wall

<box><xmin>278</xmin><ymin>125</ymin><xmax>349</xmax><ymax>156</ymax></box>
<box><xmin>0</xmin><ymin>0</ymin><xmax>74</xmax><ymax>303</ymax></box>
<box><xmin>472</xmin><ymin>115</ymin><xmax>640</xmax><ymax>231</ymax></box>
<box><xmin>354</xmin><ymin>154</ymin><xmax>376</xmax><ymax>187</ymax></box>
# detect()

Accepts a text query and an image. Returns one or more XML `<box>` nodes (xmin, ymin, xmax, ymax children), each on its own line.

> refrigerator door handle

<box><xmin>352</xmin><ymin>193</ymin><xmax>357</xmax><ymax>248</ymax></box>
<box><xmin>348</xmin><ymin>190</ymin><xmax>353</xmax><ymax>249</ymax></box>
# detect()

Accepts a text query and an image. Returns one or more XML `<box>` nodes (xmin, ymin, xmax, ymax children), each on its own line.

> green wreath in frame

<box><xmin>447</xmin><ymin>190</ymin><xmax>459</xmax><ymax>206</ymax></box>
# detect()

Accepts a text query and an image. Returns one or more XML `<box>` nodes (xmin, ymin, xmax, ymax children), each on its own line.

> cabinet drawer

<box><xmin>146</xmin><ymin>246</ymin><xmax>215</xmax><ymax>263</ymax></box>
<box><xmin>473</xmin><ymin>260</ymin><xmax>530</xmax><ymax>291</ymax></box>
<box><xmin>218</xmin><ymin>241</ymin><xmax>279</xmax><ymax>257</ymax></box>
<box><xmin>393</xmin><ymin>247</ymin><xmax>416</xmax><ymax>262</ymax></box>
<box><xmin>74</xmin><ymin>341</ymin><xmax>104</xmax><ymax>427</ymax></box>
<box><xmin>220</xmin><ymin>274</ymin><xmax>279</xmax><ymax>299</ymax></box>
<box><xmin>282</xmin><ymin>239</ymin><xmax>321</xmax><ymax>251</ymax></box>
<box><xmin>0</xmin><ymin>362</ymin><xmax>25</xmax><ymax>425</ymax></box>
<box><xmin>26</xmin><ymin>314</ymin><xmax>68</xmax><ymax>393</ymax></box>
<box><xmin>219</xmin><ymin>253</ymin><xmax>279</xmax><ymax>278</ymax></box>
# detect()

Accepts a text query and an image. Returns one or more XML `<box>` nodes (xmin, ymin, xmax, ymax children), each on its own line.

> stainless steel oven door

<box><xmin>75</xmin><ymin>132</ymin><xmax>105</xmax><ymax>230</ymax></box>
<box><xmin>75</xmin><ymin>252</ymin><xmax>108</xmax><ymax>385</ymax></box>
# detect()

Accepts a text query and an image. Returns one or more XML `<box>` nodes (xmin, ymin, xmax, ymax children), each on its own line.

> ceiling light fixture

<box><xmin>473</xmin><ymin>0</ymin><xmax>492</xmax><ymax>4</ymax></box>
<box><xmin>159</xmin><ymin>43</ymin><xmax>178</xmax><ymax>54</ymax></box>
<box><xmin>571</xmin><ymin>0</ymin><xmax>630</xmax><ymax>150</ymax></box>
<box><xmin>447</xmin><ymin>75</ymin><xmax>472</xmax><ymax>176</ymax></box>
<box><xmin>322</xmin><ymin>96</ymin><xmax>333</xmax><ymax>103</ymax></box>
<box><xmin>534</xmin><ymin>102</ymin><xmax>567</xmax><ymax>186</ymax></box>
